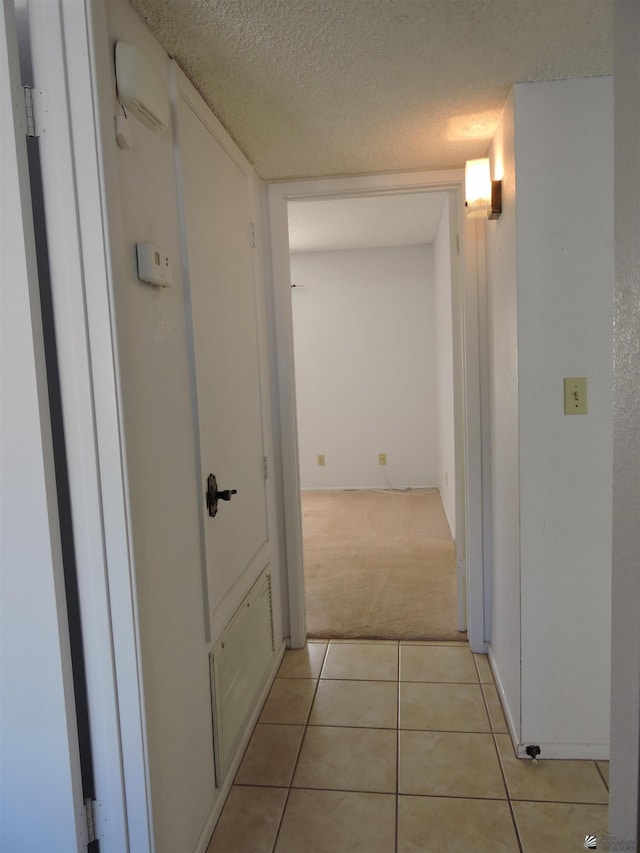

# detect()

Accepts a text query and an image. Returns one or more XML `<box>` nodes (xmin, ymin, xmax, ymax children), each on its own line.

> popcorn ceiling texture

<box><xmin>130</xmin><ymin>0</ymin><xmax>613</xmax><ymax>180</ymax></box>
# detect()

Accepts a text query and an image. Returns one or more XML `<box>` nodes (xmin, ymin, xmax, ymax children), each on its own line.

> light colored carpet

<box><xmin>302</xmin><ymin>488</ymin><xmax>465</xmax><ymax>642</ymax></box>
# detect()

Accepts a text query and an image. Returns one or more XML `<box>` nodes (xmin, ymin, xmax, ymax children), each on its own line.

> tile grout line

<box><xmin>510</xmin><ymin>796</ymin><xmax>610</xmax><ymax>806</ymax></box>
<box><xmin>298</xmin><ymin>677</ymin><xmax>405</xmax><ymax>683</ymax></box>
<box><xmin>235</xmin><ymin>779</ymin><xmax>606</xmax><ymax>807</ymax></box>
<box><xmin>398</xmin><ymin>726</ymin><xmax>496</xmax><ymax>735</ymax></box>
<box><xmin>269</xmin><ymin>640</ymin><xmax>329</xmax><ymax>853</ymax></box>
<box><xmin>395</xmin><ymin>641</ymin><xmax>400</xmax><ymax>853</ymax></box>
<box><xmin>474</xmin><ymin>654</ymin><xmax>524</xmax><ymax>853</ymax></box>
<box><xmin>245</xmin><ymin>783</ymin><xmax>404</xmax><ymax>797</ymax></box>
<box><xmin>594</xmin><ymin>759</ymin><xmax>609</xmax><ymax>792</ymax></box>
<box><xmin>269</xmin><ymin>793</ymin><xmax>289</xmax><ymax>853</ymax></box>
<box><xmin>504</xmin><ymin>770</ymin><xmax>528</xmax><ymax>846</ymax></box>
<box><xmin>279</xmin><ymin>677</ymin><xmax>490</xmax><ymax>684</ymax></box>
<box><xmin>399</xmin><ymin>678</ymin><xmax>482</xmax><ymax>685</ymax></box>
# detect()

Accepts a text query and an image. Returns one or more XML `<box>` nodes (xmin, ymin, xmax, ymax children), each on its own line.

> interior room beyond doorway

<box><xmin>287</xmin><ymin>192</ymin><xmax>461</xmax><ymax>641</ymax></box>
<box><xmin>301</xmin><ymin>488</ymin><xmax>459</xmax><ymax>640</ymax></box>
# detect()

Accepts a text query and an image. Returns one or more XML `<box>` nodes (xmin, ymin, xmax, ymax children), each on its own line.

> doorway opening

<box><xmin>267</xmin><ymin>169</ymin><xmax>487</xmax><ymax>653</ymax></box>
<box><xmin>287</xmin><ymin>192</ymin><xmax>461</xmax><ymax>640</ymax></box>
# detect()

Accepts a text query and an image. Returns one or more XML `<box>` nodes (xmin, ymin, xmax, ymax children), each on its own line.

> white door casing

<box><xmin>1</xmin><ymin>0</ymin><xmax>84</xmax><ymax>847</ymax></box>
<box><xmin>267</xmin><ymin>173</ymin><xmax>487</xmax><ymax>653</ymax></box>
<box><xmin>19</xmin><ymin>0</ymin><xmax>155</xmax><ymax>848</ymax></box>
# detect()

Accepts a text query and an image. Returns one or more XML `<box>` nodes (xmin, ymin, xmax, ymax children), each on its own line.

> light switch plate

<box><xmin>564</xmin><ymin>377</ymin><xmax>587</xmax><ymax>414</ymax></box>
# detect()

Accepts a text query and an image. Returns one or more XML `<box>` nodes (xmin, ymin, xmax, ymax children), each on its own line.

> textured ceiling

<box><xmin>130</xmin><ymin>0</ymin><xmax>613</xmax><ymax>180</ymax></box>
<box><xmin>288</xmin><ymin>193</ymin><xmax>448</xmax><ymax>253</ymax></box>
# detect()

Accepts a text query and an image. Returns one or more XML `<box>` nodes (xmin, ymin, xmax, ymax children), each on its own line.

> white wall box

<box><xmin>136</xmin><ymin>241</ymin><xmax>172</xmax><ymax>287</ymax></box>
<box><xmin>115</xmin><ymin>40</ymin><xmax>170</xmax><ymax>131</ymax></box>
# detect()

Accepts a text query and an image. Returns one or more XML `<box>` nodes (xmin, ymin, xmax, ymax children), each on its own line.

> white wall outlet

<box><xmin>378</xmin><ymin>453</ymin><xmax>387</xmax><ymax>466</ymax></box>
<box><xmin>317</xmin><ymin>454</ymin><xmax>325</xmax><ymax>466</ymax></box>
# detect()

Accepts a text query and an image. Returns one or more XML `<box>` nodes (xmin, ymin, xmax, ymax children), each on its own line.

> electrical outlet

<box><xmin>378</xmin><ymin>453</ymin><xmax>387</xmax><ymax>466</ymax></box>
<box><xmin>317</xmin><ymin>454</ymin><xmax>325</xmax><ymax>467</ymax></box>
<box><xmin>564</xmin><ymin>377</ymin><xmax>587</xmax><ymax>415</ymax></box>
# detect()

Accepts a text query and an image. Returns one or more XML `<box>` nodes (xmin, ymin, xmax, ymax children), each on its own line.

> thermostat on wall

<box><xmin>136</xmin><ymin>242</ymin><xmax>172</xmax><ymax>287</ymax></box>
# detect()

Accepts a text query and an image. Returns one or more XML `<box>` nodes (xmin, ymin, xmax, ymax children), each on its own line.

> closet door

<box><xmin>176</xmin><ymin>73</ymin><xmax>269</xmax><ymax>632</ymax></box>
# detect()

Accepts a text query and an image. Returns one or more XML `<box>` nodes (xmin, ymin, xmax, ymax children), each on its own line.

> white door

<box><xmin>0</xmin><ymin>0</ymin><xmax>84</xmax><ymax>847</ymax></box>
<box><xmin>176</xmin><ymin>75</ymin><xmax>269</xmax><ymax>633</ymax></box>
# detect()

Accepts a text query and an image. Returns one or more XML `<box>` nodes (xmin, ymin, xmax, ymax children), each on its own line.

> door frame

<box><xmin>266</xmin><ymin>170</ymin><xmax>488</xmax><ymax>653</ymax></box>
<box><xmin>1</xmin><ymin>0</ymin><xmax>85</xmax><ymax>847</ymax></box>
<box><xmin>19</xmin><ymin>0</ymin><xmax>154</xmax><ymax>848</ymax></box>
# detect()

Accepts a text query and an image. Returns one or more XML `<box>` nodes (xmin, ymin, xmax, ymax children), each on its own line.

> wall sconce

<box><xmin>465</xmin><ymin>158</ymin><xmax>502</xmax><ymax>220</ymax></box>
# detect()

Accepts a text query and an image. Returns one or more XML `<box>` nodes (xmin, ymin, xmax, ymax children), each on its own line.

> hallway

<box><xmin>207</xmin><ymin>641</ymin><xmax>609</xmax><ymax>852</ymax></box>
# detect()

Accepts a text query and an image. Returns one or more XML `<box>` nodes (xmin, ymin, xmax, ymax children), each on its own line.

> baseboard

<box><xmin>488</xmin><ymin>647</ymin><xmax>521</xmax><ymax>748</ymax></box>
<box><xmin>515</xmin><ymin>741</ymin><xmax>610</xmax><ymax>760</ymax></box>
<box><xmin>193</xmin><ymin>638</ymin><xmax>287</xmax><ymax>853</ymax></box>
<box><xmin>299</xmin><ymin>485</ymin><xmax>438</xmax><ymax>491</ymax></box>
<box><xmin>488</xmin><ymin>649</ymin><xmax>610</xmax><ymax>761</ymax></box>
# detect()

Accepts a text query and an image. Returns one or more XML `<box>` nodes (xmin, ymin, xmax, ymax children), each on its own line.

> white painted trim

<box><xmin>26</xmin><ymin>0</ymin><xmax>154</xmax><ymax>849</ymax></box>
<box><xmin>492</xmin><ymin>644</ymin><xmax>608</xmax><ymax>759</ymax></box>
<box><xmin>475</xmin><ymin>217</ymin><xmax>494</xmax><ymax>642</ymax></box>
<box><xmin>269</xmin><ymin>169</ymin><xmax>464</xmax><ymax>198</ymax></box>
<box><xmin>261</xmin><ymin>183</ymin><xmax>294</xmax><ymax>641</ymax></box>
<box><xmin>515</xmin><ymin>743</ymin><xmax>610</xmax><ymax>761</ymax></box>
<box><xmin>1</xmin><ymin>1</ymin><xmax>84</xmax><ymax>846</ymax></box>
<box><xmin>489</xmin><ymin>647</ymin><xmax>521</xmax><ymax>747</ymax></box>
<box><xmin>193</xmin><ymin>639</ymin><xmax>287</xmax><ymax>853</ymax></box>
<box><xmin>461</xmin><ymin>217</ymin><xmax>488</xmax><ymax>653</ymax></box>
<box><xmin>448</xmin><ymin>191</ymin><xmax>468</xmax><ymax>634</ymax></box>
<box><xmin>299</xmin><ymin>486</ymin><xmax>439</xmax><ymax>492</ymax></box>
<box><xmin>266</xmin><ymin>170</ymin><xmax>486</xmax><ymax>653</ymax></box>
<box><xmin>170</xmin><ymin>60</ymin><xmax>212</xmax><ymax>645</ymax></box>
<box><xmin>84</xmin><ymin>2</ymin><xmax>158</xmax><ymax>846</ymax></box>
<box><xmin>172</xmin><ymin>63</ymin><xmax>254</xmax><ymax>177</ymax></box>
<box><xmin>267</xmin><ymin>189</ymin><xmax>307</xmax><ymax>648</ymax></box>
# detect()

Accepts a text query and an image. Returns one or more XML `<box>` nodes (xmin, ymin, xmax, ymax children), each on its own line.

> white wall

<box><xmin>291</xmin><ymin>245</ymin><xmax>437</xmax><ymax>489</ymax></box>
<box><xmin>486</xmin><ymin>77</ymin><xmax>613</xmax><ymax>756</ymax></box>
<box><xmin>610</xmin><ymin>1</ymin><xmax>640</xmax><ymax>843</ymax></box>
<box><xmin>485</xmin><ymin>91</ymin><xmax>521</xmax><ymax>740</ymax></box>
<box><xmin>433</xmin><ymin>198</ymin><xmax>456</xmax><ymax>537</ymax></box>
<box><xmin>516</xmin><ymin>76</ymin><xmax>613</xmax><ymax>753</ymax></box>
<box><xmin>105</xmin><ymin>6</ymin><xmax>216</xmax><ymax>849</ymax></box>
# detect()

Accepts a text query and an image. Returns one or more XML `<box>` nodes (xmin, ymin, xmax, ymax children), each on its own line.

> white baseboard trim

<box><xmin>299</xmin><ymin>485</ymin><xmax>438</xmax><ymax>492</ymax></box>
<box><xmin>193</xmin><ymin>638</ymin><xmax>287</xmax><ymax>853</ymax></box>
<box><xmin>488</xmin><ymin>647</ymin><xmax>521</xmax><ymax>748</ymax></box>
<box><xmin>515</xmin><ymin>741</ymin><xmax>610</xmax><ymax>761</ymax></box>
<box><xmin>488</xmin><ymin>649</ymin><xmax>610</xmax><ymax>761</ymax></box>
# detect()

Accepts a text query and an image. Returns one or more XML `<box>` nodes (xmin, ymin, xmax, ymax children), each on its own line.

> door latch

<box><xmin>205</xmin><ymin>473</ymin><xmax>237</xmax><ymax>517</ymax></box>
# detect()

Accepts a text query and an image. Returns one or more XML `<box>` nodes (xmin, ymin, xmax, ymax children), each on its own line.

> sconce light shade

<box><xmin>465</xmin><ymin>158</ymin><xmax>502</xmax><ymax>219</ymax></box>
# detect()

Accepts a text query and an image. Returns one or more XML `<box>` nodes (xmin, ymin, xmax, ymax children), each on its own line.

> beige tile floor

<box><xmin>207</xmin><ymin>641</ymin><xmax>609</xmax><ymax>853</ymax></box>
